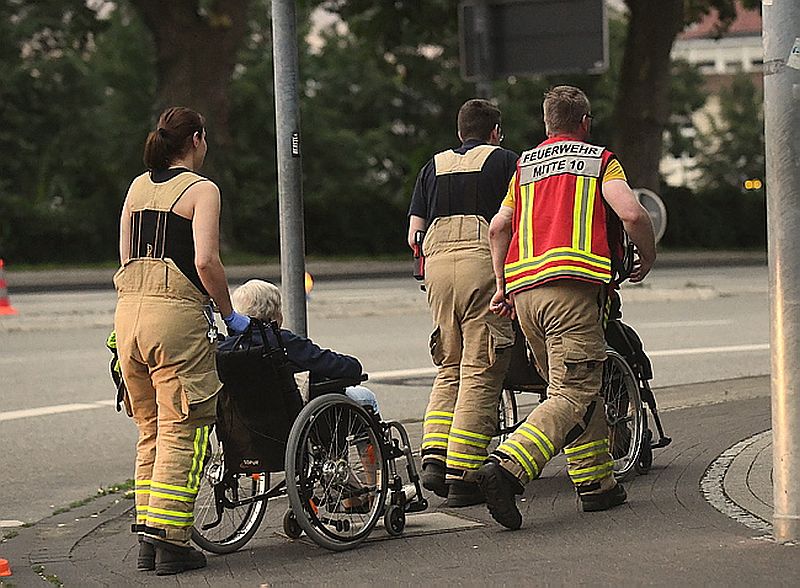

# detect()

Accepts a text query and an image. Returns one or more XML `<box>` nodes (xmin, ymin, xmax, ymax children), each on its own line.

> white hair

<box><xmin>231</xmin><ymin>279</ymin><xmax>283</xmax><ymax>325</ymax></box>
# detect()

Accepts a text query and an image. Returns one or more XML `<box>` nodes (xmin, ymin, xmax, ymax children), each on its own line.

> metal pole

<box><xmin>764</xmin><ymin>1</ymin><xmax>800</xmax><ymax>542</ymax></box>
<box><xmin>271</xmin><ymin>0</ymin><xmax>307</xmax><ymax>336</ymax></box>
<box><xmin>474</xmin><ymin>0</ymin><xmax>494</xmax><ymax>99</ymax></box>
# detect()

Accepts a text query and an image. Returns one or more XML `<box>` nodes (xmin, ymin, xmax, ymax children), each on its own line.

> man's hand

<box><xmin>602</xmin><ymin>180</ymin><xmax>656</xmax><ymax>283</ymax></box>
<box><xmin>489</xmin><ymin>287</ymin><xmax>515</xmax><ymax>319</ymax></box>
<box><xmin>628</xmin><ymin>251</ymin><xmax>655</xmax><ymax>283</ymax></box>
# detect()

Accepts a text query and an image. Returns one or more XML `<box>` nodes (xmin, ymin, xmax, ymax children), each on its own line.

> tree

<box><xmin>611</xmin><ymin>0</ymin><xmax>757</xmax><ymax>192</ymax></box>
<box><xmin>127</xmin><ymin>0</ymin><xmax>250</xmax><ymax>149</ymax></box>
<box><xmin>0</xmin><ymin>0</ymin><xmax>154</xmax><ymax>263</ymax></box>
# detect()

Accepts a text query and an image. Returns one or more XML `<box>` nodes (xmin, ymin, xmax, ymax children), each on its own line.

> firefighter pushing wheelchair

<box><xmin>190</xmin><ymin>319</ymin><xmax>427</xmax><ymax>554</ymax></box>
<box><xmin>495</xmin><ymin>243</ymin><xmax>672</xmax><ymax>481</ymax></box>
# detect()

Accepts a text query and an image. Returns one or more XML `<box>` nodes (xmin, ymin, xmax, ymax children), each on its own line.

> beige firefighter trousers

<box><xmin>491</xmin><ymin>280</ymin><xmax>618</xmax><ymax>496</ymax></box>
<box><xmin>114</xmin><ymin>258</ymin><xmax>221</xmax><ymax>543</ymax></box>
<box><xmin>421</xmin><ymin>215</ymin><xmax>514</xmax><ymax>482</ymax></box>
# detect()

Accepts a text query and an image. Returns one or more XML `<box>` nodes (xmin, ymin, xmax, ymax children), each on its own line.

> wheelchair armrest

<box><xmin>308</xmin><ymin>374</ymin><xmax>368</xmax><ymax>395</ymax></box>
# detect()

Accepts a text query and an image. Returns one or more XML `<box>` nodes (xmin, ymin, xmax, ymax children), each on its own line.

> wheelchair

<box><xmin>498</xmin><ymin>313</ymin><xmax>672</xmax><ymax>481</ymax></box>
<box><xmin>190</xmin><ymin>322</ymin><xmax>428</xmax><ymax>554</ymax></box>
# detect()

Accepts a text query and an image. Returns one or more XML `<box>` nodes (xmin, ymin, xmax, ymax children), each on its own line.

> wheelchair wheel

<box><xmin>384</xmin><ymin>504</ymin><xmax>406</xmax><ymax>536</ymax></box>
<box><xmin>601</xmin><ymin>350</ymin><xmax>645</xmax><ymax>481</ymax></box>
<box><xmin>636</xmin><ymin>428</ymin><xmax>654</xmax><ymax>474</ymax></box>
<box><xmin>285</xmin><ymin>394</ymin><xmax>388</xmax><ymax>552</ymax></box>
<box><xmin>191</xmin><ymin>428</ymin><xmax>269</xmax><ymax>554</ymax></box>
<box><xmin>283</xmin><ymin>509</ymin><xmax>303</xmax><ymax>540</ymax></box>
<box><xmin>497</xmin><ymin>388</ymin><xmax>518</xmax><ymax>443</ymax></box>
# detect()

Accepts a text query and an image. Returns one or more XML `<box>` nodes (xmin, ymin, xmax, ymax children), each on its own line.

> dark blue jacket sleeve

<box><xmin>218</xmin><ymin>327</ymin><xmax>363</xmax><ymax>382</ymax></box>
<box><xmin>280</xmin><ymin>329</ymin><xmax>362</xmax><ymax>381</ymax></box>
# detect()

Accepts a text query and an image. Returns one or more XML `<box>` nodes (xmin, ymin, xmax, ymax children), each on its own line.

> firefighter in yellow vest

<box><xmin>114</xmin><ymin>107</ymin><xmax>250</xmax><ymax>574</ymax></box>
<box><xmin>408</xmin><ymin>99</ymin><xmax>517</xmax><ymax>506</ymax></box>
<box><xmin>476</xmin><ymin>86</ymin><xmax>657</xmax><ymax>529</ymax></box>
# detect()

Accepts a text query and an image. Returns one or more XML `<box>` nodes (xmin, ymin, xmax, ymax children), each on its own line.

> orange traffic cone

<box><xmin>0</xmin><ymin>259</ymin><xmax>18</xmax><ymax>315</ymax></box>
<box><xmin>0</xmin><ymin>557</ymin><xmax>11</xmax><ymax>576</ymax></box>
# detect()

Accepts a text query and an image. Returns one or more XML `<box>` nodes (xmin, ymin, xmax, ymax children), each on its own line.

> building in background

<box><xmin>662</xmin><ymin>2</ymin><xmax>762</xmax><ymax>188</ymax></box>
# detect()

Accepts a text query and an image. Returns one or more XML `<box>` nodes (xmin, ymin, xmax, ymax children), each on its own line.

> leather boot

<box><xmin>137</xmin><ymin>538</ymin><xmax>155</xmax><ymax>571</ymax></box>
<box><xmin>144</xmin><ymin>537</ymin><xmax>207</xmax><ymax>576</ymax></box>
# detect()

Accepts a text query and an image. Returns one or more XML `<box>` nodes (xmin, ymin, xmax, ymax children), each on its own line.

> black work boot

<box><xmin>444</xmin><ymin>480</ymin><xmax>485</xmax><ymax>507</ymax></box>
<box><xmin>137</xmin><ymin>538</ymin><xmax>155</xmax><ymax>571</ymax></box>
<box><xmin>144</xmin><ymin>537</ymin><xmax>207</xmax><ymax>576</ymax></box>
<box><xmin>420</xmin><ymin>461</ymin><xmax>448</xmax><ymax>498</ymax></box>
<box><xmin>580</xmin><ymin>483</ymin><xmax>627</xmax><ymax>512</ymax></box>
<box><xmin>475</xmin><ymin>461</ymin><xmax>524</xmax><ymax>530</ymax></box>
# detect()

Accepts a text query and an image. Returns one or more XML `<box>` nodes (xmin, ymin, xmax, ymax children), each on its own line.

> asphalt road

<box><xmin>0</xmin><ymin>265</ymin><xmax>770</xmax><ymax>526</ymax></box>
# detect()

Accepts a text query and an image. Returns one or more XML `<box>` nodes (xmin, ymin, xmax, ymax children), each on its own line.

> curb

<box><xmin>0</xmin><ymin>492</ymin><xmax>134</xmax><ymax>586</ymax></box>
<box><xmin>4</xmin><ymin>251</ymin><xmax>767</xmax><ymax>294</ymax></box>
<box><xmin>701</xmin><ymin>430</ymin><xmax>773</xmax><ymax>535</ymax></box>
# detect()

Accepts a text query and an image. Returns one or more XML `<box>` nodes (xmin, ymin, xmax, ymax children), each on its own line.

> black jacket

<box><xmin>218</xmin><ymin>326</ymin><xmax>362</xmax><ymax>383</ymax></box>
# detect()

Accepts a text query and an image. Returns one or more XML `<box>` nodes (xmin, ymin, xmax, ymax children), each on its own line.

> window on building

<box><xmin>725</xmin><ymin>60</ymin><xmax>743</xmax><ymax>73</ymax></box>
<box><xmin>695</xmin><ymin>60</ymin><xmax>716</xmax><ymax>73</ymax></box>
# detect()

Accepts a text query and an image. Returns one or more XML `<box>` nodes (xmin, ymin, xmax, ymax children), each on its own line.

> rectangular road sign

<box><xmin>460</xmin><ymin>0</ymin><xmax>608</xmax><ymax>81</ymax></box>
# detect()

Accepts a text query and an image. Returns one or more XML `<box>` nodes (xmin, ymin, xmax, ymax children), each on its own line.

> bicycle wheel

<box><xmin>191</xmin><ymin>428</ymin><xmax>269</xmax><ymax>554</ymax></box>
<box><xmin>285</xmin><ymin>394</ymin><xmax>388</xmax><ymax>552</ymax></box>
<box><xmin>601</xmin><ymin>350</ymin><xmax>645</xmax><ymax>481</ymax></box>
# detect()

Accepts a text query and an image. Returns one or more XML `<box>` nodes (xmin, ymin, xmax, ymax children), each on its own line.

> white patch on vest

<box><xmin>518</xmin><ymin>141</ymin><xmax>603</xmax><ymax>185</ymax></box>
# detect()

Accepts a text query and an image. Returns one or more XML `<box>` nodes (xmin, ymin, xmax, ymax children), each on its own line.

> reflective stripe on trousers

<box><xmin>421</xmin><ymin>216</ymin><xmax>514</xmax><ymax>480</ymax></box>
<box><xmin>491</xmin><ymin>281</ymin><xmax>617</xmax><ymax>494</ymax></box>
<box><xmin>115</xmin><ymin>258</ymin><xmax>220</xmax><ymax>542</ymax></box>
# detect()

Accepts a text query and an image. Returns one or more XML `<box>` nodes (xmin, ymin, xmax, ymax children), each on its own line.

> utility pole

<box><xmin>271</xmin><ymin>0</ymin><xmax>308</xmax><ymax>336</ymax></box>
<box><xmin>764</xmin><ymin>1</ymin><xmax>800</xmax><ymax>541</ymax></box>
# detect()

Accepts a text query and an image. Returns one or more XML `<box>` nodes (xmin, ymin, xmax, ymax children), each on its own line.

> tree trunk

<box><xmin>129</xmin><ymin>0</ymin><xmax>250</xmax><ymax>149</ymax></box>
<box><xmin>612</xmin><ymin>0</ymin><xmax>684</xmax><ymax>193</ymax></box>
<box><xmin>129</xmin><ymin>0</ymin><xmax>251</xmax><ymax>251</ymax></box>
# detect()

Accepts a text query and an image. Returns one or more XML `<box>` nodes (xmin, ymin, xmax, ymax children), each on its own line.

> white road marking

<box><xmin>648</xmin><ymin>343</ymin><xmax>769</xmax><ymax>357</ymax></box>
<box><xmin>0</xmin><ymin>400</ymin><xmax>115</xmax><ymax>422</ymax></box>
<box><xmin>640</xmin><ymin>319</ymin><xmax>733</xmax><ymax>329</ymax></box>
<box><xmin>0</xmin><ymin>343</ymin><xmax>769</xmax><ymax>422</ymax></box>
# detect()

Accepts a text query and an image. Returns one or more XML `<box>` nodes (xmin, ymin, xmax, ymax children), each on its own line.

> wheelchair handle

<box><xmin>308</xmin><ymin>374</ymin><xmax>368</xmax><ymax>395</ymax></box>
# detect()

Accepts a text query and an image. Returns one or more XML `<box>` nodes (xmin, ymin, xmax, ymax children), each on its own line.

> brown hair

<box><xmin>142</xmin><ymin>106</ymin><xmax>205</xmax><ymax>171</ymax></box>
<box><xmin>542</xmin><ymin>86</ymin><xmax>590</xmax><ymax>135</ymax></box>
<box><xmin>457</xmin><ymin>99</ymin><xmax>501</xmax><ymax>142</ymax></box>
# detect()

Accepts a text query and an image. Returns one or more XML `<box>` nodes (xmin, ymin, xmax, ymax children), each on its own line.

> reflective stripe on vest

<box><xmin>505</xmin><ymin>139</ymin><xmax>614</xmax><ymax>293</ymax></box>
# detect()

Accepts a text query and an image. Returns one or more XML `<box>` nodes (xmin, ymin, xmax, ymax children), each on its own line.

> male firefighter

<box><xmin>476</xmin><ymin>85</ymin><xmax>656</xmax><ymax>529</ymax></box>
<box><xmin>407</xmin><ymin>99</ymin><xmax>517</xmax><ymax>506</ymax></box>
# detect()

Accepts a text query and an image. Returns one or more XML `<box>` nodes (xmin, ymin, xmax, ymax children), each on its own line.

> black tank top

<box><xmin>128</xmin><ymin>168</ymin><xmax>207</xmax><ymax>294</ymax></box>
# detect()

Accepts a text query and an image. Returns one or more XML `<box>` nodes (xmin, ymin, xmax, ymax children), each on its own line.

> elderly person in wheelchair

<box><xmin>217</xmin><ymin>279</ymin><xmax>382</xmax><ymax>513</ymax></box>
<box><xmin>218</xmin><ymin>279</ymin><xmax>380</xmax><ymax>415</ymax></box>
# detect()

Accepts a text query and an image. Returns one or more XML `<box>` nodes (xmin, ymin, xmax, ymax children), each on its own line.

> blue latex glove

<box><xmin>223</xmin><ymin>311</ymin><xmax>251</xmax><ymax>335</ymax></box>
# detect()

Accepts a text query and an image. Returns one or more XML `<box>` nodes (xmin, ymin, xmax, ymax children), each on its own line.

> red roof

<box><xmin>679</xmin><ymin>1</ymin><xmax>761</xmax><ymax>40</ymax></box>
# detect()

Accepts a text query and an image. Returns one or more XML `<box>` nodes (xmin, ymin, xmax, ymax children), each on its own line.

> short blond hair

<box><xmin>231</xmin><ymin>279</ymin><xmax>283</xmax><ymax>325</ymax></box>
<box><xmin>543</xmin><ymin>85</ymin><xmax>591</xmax><ymax>136</ymax></box>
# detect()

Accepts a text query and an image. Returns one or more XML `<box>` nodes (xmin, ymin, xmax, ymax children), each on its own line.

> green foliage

<box><xmin>0</xmin><ymin>0</ymin><xmax>767</xmax><ymax>264</ymax></box>
<box><xmin>660</xmin><ymin>185</ymin><xmax>765</xmax><ymax>249</ymax></box>
<box><xmin>659</xmin><ymin>73</ymin><xmax>765</xmax><ymax>250</ymax></box>
<box><xmin>663</xmin><ymin>59</ymin><xmax>707</xmax><ymax>159</ymax></box>
<box><xmin>693</xmin><ymin>73</ymin><xmax>765</xmax><ymax>192</ymax></box>
<box><xmin>0</xmin><ymin>1</ymin><xmax>155</xmax><ymax>264</ymax></box>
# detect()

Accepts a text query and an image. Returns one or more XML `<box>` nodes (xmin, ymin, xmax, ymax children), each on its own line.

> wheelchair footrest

<box><xmin>652</xmin><ymin>436</ymin><xmax>672</xmax><ymax>449</ymax></box>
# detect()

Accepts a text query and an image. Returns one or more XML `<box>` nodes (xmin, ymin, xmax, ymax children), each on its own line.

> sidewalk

<box><xmin>5</xmin><ymin>250</ymin><xmax>766</xmax><ymax>293</ymax></box>
<box><xmin>2</xmin><ymin>376</ymin><xmax>797</xmax><ymax>587</ymax></box>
